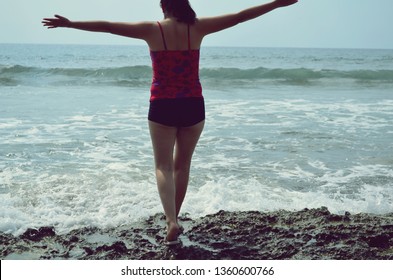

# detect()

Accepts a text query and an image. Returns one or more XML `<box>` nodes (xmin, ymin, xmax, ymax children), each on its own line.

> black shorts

<box><xmin>148</xmin><ymin>97</ymin><xmax>205</xmax><ymax>127</ymax></box>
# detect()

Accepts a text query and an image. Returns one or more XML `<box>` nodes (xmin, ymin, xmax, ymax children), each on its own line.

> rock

<box><xmin>1</xmin><ymin>207</ymin><xmax>392</xmax><ymax>260</ymax></box>
<box><xmin>367</xmin><ymin>235</ymin><xmax>390</xmax><ymax>249</ymax></box>
<box><xmin>20</xmin><ymin>227</ymin><xmax>56</xmax><ymax>242</ymax></box>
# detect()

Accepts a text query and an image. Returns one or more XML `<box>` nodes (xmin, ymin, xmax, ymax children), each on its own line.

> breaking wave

<box><xmin>2</xmin><ymin>64</ymin><xmax>393</xmax><ymax>87</ymax></box>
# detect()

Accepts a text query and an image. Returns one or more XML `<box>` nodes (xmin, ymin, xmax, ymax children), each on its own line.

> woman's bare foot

<box><xmin>166</xmin><ymin>221</ymin><xmax>180</xmax><ymax>243</ymax></box>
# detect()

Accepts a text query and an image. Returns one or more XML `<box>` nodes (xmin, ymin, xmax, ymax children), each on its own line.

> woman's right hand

<box><xmin>274</xmin><ymin>0</ymin><xmax>298</xmax><ymax>7</ymax></box>
<box><xmin>42</xmin><ymin>15</ymin><xmax>71</xmax><ymax>29</ymax></box>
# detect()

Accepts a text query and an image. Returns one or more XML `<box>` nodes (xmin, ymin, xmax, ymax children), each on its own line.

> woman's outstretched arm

<box><xmin>197</xmin><ymin>0</ymin><xmax>298</xmax><ymax>36</ymax></box>
<box><xmin>42</xmin><ymin>15</ymin><xmax>155</xmax><ymax>40</ymax></box>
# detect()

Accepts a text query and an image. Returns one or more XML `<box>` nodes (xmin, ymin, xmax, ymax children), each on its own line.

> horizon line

<box><xmin>1</xmin><ymin>42</ymin><xmax>392</xmax><ymax>51</ymax></box>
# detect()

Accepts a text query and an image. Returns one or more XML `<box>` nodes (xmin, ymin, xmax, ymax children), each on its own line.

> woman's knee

<box><xmin>174</xmin><ymin>162</ymin><xmax>190</xmax><ymax>174</ymax></box>
<box><xmin>155</xmin><ymin>162</ymin><xmax>174</xmax><ymax>174</ymax></box>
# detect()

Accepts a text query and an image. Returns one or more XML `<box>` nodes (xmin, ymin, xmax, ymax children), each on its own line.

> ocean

<box><xmin>1</xmin><ymin>44</ymin><xmax>392</xmax><ymax>236</ymax></box>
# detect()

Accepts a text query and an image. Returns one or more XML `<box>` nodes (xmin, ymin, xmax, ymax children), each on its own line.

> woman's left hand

<box><xmin>42</xmin><ymin>15</ymin><xmax>71</xmax><ymax>29</ymax></box>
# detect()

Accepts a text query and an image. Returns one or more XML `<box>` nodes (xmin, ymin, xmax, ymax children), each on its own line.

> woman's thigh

<box><xmin>148</xmin><ymin>121</ymin><xmax>177</xmax><ymax>169</ymax></box>
<box><xmin>175</xmin><ymin>121</ymin><xmax>205</xmax><ymax>168</ymax></box>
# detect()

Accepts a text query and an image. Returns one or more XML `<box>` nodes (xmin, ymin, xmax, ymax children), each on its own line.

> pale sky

<box><xmin>1</xmin><ymin>0</ymin><xmax>393</xmax><ymax>49</ymax></box>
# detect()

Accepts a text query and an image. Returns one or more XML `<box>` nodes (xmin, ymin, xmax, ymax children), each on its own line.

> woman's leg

<box><xmin>149</xmin><ymin>120</ymin><xmax>204</xmax><ymax>241</ymax></box>
<box><xmin>174</xmin><ymin>121</ymin><xmax>205</xmax><ymax>216</ymax></box>
<box><xmin>148</xmin><ymin>121</ymin><xmax>179</xmax><ymax>241</ymax></box>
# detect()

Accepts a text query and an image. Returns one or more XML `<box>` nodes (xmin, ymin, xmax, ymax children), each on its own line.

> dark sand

<box><xmin>1</xmin><ymin>207</ymin><xmax>392</xmax><ymax>260</ymax></box>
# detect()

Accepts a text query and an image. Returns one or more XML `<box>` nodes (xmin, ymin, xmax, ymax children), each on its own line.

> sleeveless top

<box><xmin>149</xmin><ymin>22</ymin><xmax>203</xmax><ymax>101</ymax></box>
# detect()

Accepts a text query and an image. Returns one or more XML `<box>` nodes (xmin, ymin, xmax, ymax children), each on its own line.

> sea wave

<box><xmin>1</xmin><ymin>64</ymin><xmax>393</xmax><ymax>87</ymax></box>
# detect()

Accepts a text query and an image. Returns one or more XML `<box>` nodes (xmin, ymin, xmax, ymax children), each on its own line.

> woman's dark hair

<box><xmin>160</xmin><ymin>0</ymin><xmax>197</xmax><ymax>24</ymax></box>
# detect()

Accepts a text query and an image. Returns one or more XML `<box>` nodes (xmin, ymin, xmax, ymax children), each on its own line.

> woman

<box><xmin>42</xmin><ymin>0</ymin><xmax>298</xmax><ymax>245</ymax></box>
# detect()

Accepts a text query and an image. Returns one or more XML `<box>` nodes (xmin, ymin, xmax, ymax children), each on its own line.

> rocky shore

<box><xmin>1</xmin><ymin>207</ymin><xmax>392</xmax><ymax>260</ymax></box>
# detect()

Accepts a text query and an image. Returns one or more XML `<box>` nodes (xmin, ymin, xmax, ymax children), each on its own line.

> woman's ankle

<box><xmin>166</xmin><ymin>221</ymin><xmax>180</xmax><ymax>241</ymax></box>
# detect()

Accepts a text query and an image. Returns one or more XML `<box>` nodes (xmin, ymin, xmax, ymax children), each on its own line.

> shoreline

<box><xmin>1</xmin><ymin>207</ymin><xmax>392</xmax><ymax>260</ymax></box>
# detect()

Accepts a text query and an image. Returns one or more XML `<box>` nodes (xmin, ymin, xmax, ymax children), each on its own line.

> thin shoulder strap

<box><xmin>188</xmin><ymin>24</ymin><xmax>191</xmax><ymax>50</ymax></box>
<box><xmin>157</xmin><ymin>21</ymin><xmax>168</xmax><ymax>50</ymax></box>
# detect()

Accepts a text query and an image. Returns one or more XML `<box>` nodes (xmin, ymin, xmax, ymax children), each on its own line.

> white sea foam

<box><xmin>0</xmin><ymin>119</ymin><xmax>23</xmax><ymax>129</ymax></box>
<box><xmin>1</xmin><ymin>159</ymin><xmax>392</xmax><ymax>236</ymax></box>
<box><xmin>67</xmin><ymin>115</ymin><xmax>94</xmax><ymax>123</ymax></box>
<box><xmin>1</xmin><ymin>170</ymin><xmax>160</xmax><ymax>235</ymax></box>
